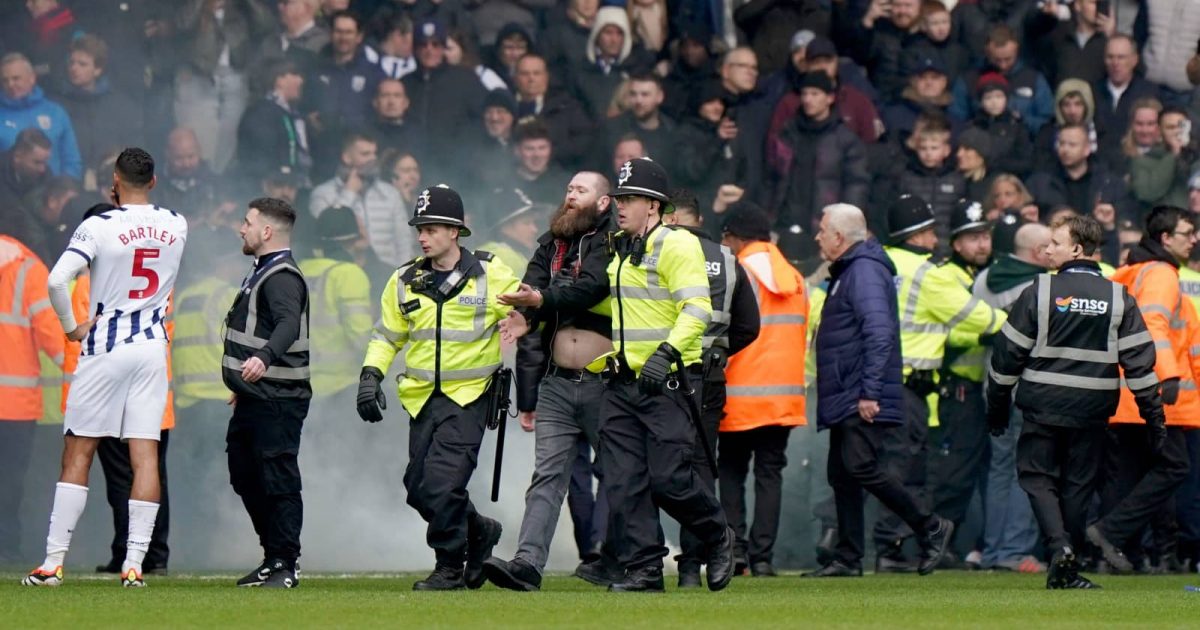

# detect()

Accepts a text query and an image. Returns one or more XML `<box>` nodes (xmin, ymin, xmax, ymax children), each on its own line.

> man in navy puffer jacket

<box><xmin>803</xmin><ymin>202</ymin><xmax>954</xmax><ymax>578</ymax></box>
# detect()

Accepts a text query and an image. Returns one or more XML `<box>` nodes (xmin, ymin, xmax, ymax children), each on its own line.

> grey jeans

<box><xmin>515</xmin><ymin>375</ymin><xmax>605</xmax><ymax>571</ymax></box>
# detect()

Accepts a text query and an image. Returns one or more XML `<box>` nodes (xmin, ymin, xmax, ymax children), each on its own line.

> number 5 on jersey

<box><xmin>130</xmin><ymin>248</ymin><xmax>160</xmax><ymax>299</ymax></box>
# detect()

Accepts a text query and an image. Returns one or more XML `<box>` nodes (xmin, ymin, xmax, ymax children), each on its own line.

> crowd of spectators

<box><xmin>1</xmin><ymin>0</ymin><xmax>1198</xmax><ymax>282</ymax></box>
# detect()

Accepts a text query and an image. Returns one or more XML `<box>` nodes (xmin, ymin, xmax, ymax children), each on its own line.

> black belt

<box><xmin>547</xmin><ymin>364</ymin><xmax>610</xmax><ymax>382</ymax></box>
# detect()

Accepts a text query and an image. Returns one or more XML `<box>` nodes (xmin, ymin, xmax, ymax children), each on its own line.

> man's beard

<box><xmin>550</xmin><ymin>200</ymin><xmax>600</xmax><ymax>239</ymax></box>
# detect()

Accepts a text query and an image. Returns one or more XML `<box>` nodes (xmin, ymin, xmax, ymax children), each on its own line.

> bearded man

<box><xmin>481</xmin><ymin>171</ymin><xmax>620</xmax><ymax>591</ymax></box>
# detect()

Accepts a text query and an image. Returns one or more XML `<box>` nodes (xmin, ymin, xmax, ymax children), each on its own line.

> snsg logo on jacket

<box><xmin>1055</xmin><ymin>295</ymin><xmax>1108</xmax><ymax>316</ymax></box>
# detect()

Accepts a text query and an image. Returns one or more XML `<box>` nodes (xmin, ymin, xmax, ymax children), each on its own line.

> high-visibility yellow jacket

<box><xmin>941</xmin><ymin>259</ymin><xmax>996</xmax><ymax>383</ymax></box>
<box><xmin>363</xmin><ymin>248</ymin><xmax>518</xmax><ymax>416</ymax></box>
<box><xmin>1179</xmin><ymin>265</ymin><xmax>1200</xmax><ymax>312</ymax></box>
<box><xmin>804</xmin><ymin>278</ymin><xmax>826</xmax><ymax>388</ymax></box>
<box><xmin>299</xmin><ymin>257</ymin><xmax>373</xmax><ymax>396</ymax></box>
<box><xmin>478</xmin><ymin>240</ymin><xmax>529</xmax><ymax>278</ymax></box>
<box><xmin>1112</xmin><ymin>260</ymin><xmax>1200</xmax><ymax>427</ymax></box>
<box><xmin>173</xmin><ymin>276</ymin><xmax>238</xmax><ymax>407</ymax></box>
<box><xmin>607</xmin><ymin>223</ymin><xmax>711</xmax><ymax>374</ymax></box>
<box><xmin>886</xmin><ymin>246</ymin><xmax>1005</xmax><ymax>374</ymax></box>
<box><xmin>722</xmin><ymin>241</ymin><xmax>807</xmax><ymax>430</ymax></box>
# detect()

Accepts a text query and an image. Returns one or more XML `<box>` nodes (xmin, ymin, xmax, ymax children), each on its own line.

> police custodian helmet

<box><xmin>950</xmin><ymin>198</ymin><xmax>991</xmax><ymax>237</ymax></box>
<box><xmin>888</xmin><ymin>194</ymin><xmax>935</xmax><ymax>242</ymax></box>
<box><xmin>408</xmin><ymin>184</ymin><xmax>471</xmax><ymax>237</ymax></box>
<box><xmin>613</xmin><ymin>157</ymin><xmax>675</xmax><ymax>214</ymax></box>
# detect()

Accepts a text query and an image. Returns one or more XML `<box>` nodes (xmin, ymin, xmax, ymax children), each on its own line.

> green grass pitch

<box><xmin>3</xmin><ymin>571</ymin><xmax>1200</xmax><ymax>628</ymax></box>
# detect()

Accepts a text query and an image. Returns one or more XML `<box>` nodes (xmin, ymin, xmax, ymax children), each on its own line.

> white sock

<box><xmin>41</xmin><ymin>482</ymin><xmax>88</xmax><ymax>571</ymax></box>
<box><xmin>123</xmin><ymin>499</ymin><xmax>160</xmax><ymax>574</ymax></box>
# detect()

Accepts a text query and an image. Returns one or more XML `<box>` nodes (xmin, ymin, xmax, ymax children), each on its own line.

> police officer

<box><xmin>223</xmin><ymin>198</ymin><xmax>310</xmax><ymax>589</ymax></box>
<box><xmin>357</xmin><ymin>185</ymin><xmax>519</xmax><ymax>591</ymax></box>
<box><xmin>930</xmin><ymin>200</ymin><xmax>998</xmax><ymax>561</ymax></box>
<box><xmin>663</xmin><ymin>191</ymin><xmax>760</xmax><ymax>586</ymax></box>
<box><xmin>987</xmin><ymin>214</ymin><xmax>1167</xmax><ymax>590</ymax></box>
<box><xmin>600</xmin><ymin>158</ymin><xmax>734</xmax><ymax>592</ymax></box>
<box><xmin>877</xmin><ymin>195</ymin><xmax>1005</xmax><ymax>571</ymax></box>
<box><xmin>299</xmin><ymin>207</ymin><xmax>374</xmax><ymax>400</ymax></box>
<box><xmin>477</xmin><ymin>189</ymin><xmax>544</xmax><ymax>277</ymax></box>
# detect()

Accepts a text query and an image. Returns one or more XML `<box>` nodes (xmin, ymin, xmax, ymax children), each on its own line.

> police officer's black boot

<box><xmin>677</xmin><ymin>560</ymin><xmax>702</xmax><ymax>589</ymax></box>
<box><xmin>465</xmin><ymin>516</ymin><xmax>503</xmax><ymax>589</ymax></box>
<box><xmin>414</xmin><ymin>565</ymin><xmax>466</xmax><ymax>591</ymax></box>
<box><xmin>815</xmin><ymin>527</ymin><xmax>837</xmax><ymax>567</ymax></box>
<box><xmin>875</xmin><ymin>540</ymin><xmax>916</xmax><ymax>574</ymax></box>
<box><xmin>704</xmin><ymin>527</ymin><xmax>736</xmax><ymax>591</ymax></box>
<box><xmin>1086</xmin><ymin>524</ymin><xmax>1133</xmax><ymax>573</ymax></box>
<box><xmin>608</xmin><ymin>565</ymin><xmax>665</xmax><ymax>592</ymax></box>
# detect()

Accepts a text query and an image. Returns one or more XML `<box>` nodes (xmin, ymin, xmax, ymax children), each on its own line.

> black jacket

<box><xmin>987</xmin><ymin>259</ymin><xmax>1164</xmax><ymax>429</ymax></box>
<box><xmin>968</xmin><ymin>110</ymin><xmax>1033</xmax><ymax>178</ymax></box>
<box><xmin>521</xmin><ymin>91</ymin><xmax>596</xmax><ymax>171</ymax></box>
<box><xmin>676</xmin><ymin>225</ymin><xmax>760</xmax><ymax>359</ymax></box>
<box><xmin>55</xmin><ymin>77</ymin><xmax>143</xmax><ymax>174</ymax></box>
<box><xmin>403</xmin><ymin>63</ymin><xmax>487</xmax><ymax>178</ymax></box>
<box><xmin>514</xmin><ymin>211</ymin><xmax>616</xmax><ymax>411</ymax></box>
<box><xmin>1093</xmin><ymin>76</ymin><xmax>1161</xmax><ymax>156</ymax></box>
<box><xmin>234</xmin><ymin>96</ymin><xmax>311</xmax><ymax>183</ymax></box>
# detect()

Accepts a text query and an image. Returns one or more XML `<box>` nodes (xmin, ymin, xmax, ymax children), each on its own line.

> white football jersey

<box><xmin>64</xmin><ymin>204</ymin><xmax>188</xmax><ymax>355</ymax></box>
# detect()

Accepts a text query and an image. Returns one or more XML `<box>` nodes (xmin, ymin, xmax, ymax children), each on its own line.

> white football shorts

<box><xmin>64</xmin><ymin>341</ymin><xmax>168</xmax><ymax>441</ymax></box>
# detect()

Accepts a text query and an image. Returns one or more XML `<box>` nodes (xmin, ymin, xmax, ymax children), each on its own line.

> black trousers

<box><xmin>717</xmin><ymin>425</ymin><xmax>792</xmax><ymax>565</ymax></box>
<box><xmin>0</xmin><ymin>421</ymin><xmax>36</xmax><ymax>563</ymax></box>
<box><xmin>405</xmin><ymin>392</ymin><xmax>491</xmax><ymax>567</ymax></box>
<box><xmin>97</xmin><ymin>430</ymin><xmax>171</xmax><ymax>568</ymax></box>
<box><xmin>599</xmin><ymin>378</ymin><xmax>726</xmax><ymax>571</ymax></box>
<box><xmin>226</xmin><ymin>396</ymin><xmax>307</xmax><ymax>566</ymax></box>
<box><xmin>1015</xmin><ymin>417</ymin><xmax>1105</xmax><ymax>552</ymax></box>
<box><xmin>1097</xmin><ymin>425</ymin><xmax>1191</xmax><ymax>550</ymax></box>
<box><xmin>829</xmin><ymin>415</ymin><xmax>933</xmax><ymax>566</ymax></box>
<box><xmin>679</xmin><ymin>376</ymin><xmax>723</xmax><ymax>568</ymax></box>
<box><xmin>930</xmin><ymin>379</ymin><xmax>990</xmax><ymax>531</ymax></box>
<box><xmin>873</xmin><ymin>387</ymin><xmax>930</xmax><ymax>547</ymax></box>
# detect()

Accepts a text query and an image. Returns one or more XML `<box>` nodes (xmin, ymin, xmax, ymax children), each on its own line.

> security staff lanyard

<box><xmin>241</xmin><ymin>250</ymin><xmax>292</xmax><ymax>292</ymax></box>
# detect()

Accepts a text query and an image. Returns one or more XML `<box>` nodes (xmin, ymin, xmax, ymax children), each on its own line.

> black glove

<box><xmin>638</xmin><ymin>343</ymin><xmax>681</xmax><ymax>396</ymax></box>
<box><xmin>1160</xmin><ymin>377</ymin><xmax>1180</xmax><ymax>405</ymax></box>
<box><xmin>987</xmin><ymin>403</ymin><xmax>1010</xmax><ymax>437</ymax></box>
<box><xmin>357</xmin><ymin>367</ymin><xmax>387</xmax><ymax>423</ymax></box>
<box><xmin>977</xmin><ymin>333</ymin><xmax>997</xmax><ymax>347</ymax></box>
<box><xmin>1147</xmin><ymin>420</ymin><xmax>1168</xmax><ymax>456</ymax></box>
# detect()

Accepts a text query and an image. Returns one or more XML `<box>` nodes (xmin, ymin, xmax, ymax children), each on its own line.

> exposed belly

<box><xmin>551</xmin><ymin>326</ymin><xmax>613</xmax><ymax>370</ymax></box>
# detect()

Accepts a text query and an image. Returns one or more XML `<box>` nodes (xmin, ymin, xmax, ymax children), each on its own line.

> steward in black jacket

<box><xmin>985</xmin><ymin>215</ymin><xmax>1165</xmax><ymax>590</ymax></box>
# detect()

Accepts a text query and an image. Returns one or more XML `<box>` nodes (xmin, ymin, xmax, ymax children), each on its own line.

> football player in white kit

<box><xmin>22</xmin><ymin>148</ymin><xmax>187</xmax><ymax>588</ymax></box>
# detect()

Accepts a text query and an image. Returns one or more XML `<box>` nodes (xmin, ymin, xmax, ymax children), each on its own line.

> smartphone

<box><xmin>1097</xmin><ymin>0</ymin><xmax>1110</xmax><ymax>16</ymax></box>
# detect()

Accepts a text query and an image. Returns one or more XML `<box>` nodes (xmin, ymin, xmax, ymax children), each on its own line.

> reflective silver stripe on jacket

<box><xmin>900</xmin><ymin>261</ymin><xmax>947</xmax><ymax>336</ymax></box>
<box><xmin>0</xmin><ymin>259</ymin><xmax>34</xmax><ymax>326</ymax></box>
<box><xmin>221</xmin><ymin>356</ymin><xmax>310</xmax><ymax>380</ymax></box>
<box><xmin>1030</xmin><ymin>275</ymin><xmax>1124</xmax><ymax>363</ymax></box>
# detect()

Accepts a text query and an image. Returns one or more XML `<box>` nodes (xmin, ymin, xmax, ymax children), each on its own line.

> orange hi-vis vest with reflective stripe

<box><xmin>1111</xmin><ymin>261</ymin><xmax>1200</xmax><ymax>427</ymax></box>
<box><xmin>0</xmin><ymin>236</ymin><xmax>64</xmax><ymax>421</ymax></box>
<box><xmin>61</xmin><ymin>273</ymin><xmax>176</xmax><ymax>430</ymax></box>
<box><xmin>721</xmin><ymin>241</ymin><xmax>808</xmax><ymax>432</ymax></box>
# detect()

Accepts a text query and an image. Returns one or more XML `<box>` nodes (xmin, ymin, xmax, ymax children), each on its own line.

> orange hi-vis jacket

<box><xmin>1111</xmin><ymin>261</ymin><xmax>1200</xmax><ymax>427</ymax></box>
<box><xmin>721</xmin><ymin>241</ymin><xmax>808</xmax><ymax>432</ymax></box>
<box><xmin>61</xmin><ymin>273</ymin><xmax>176</xmax><ymax>430</ymax></box>
<box><xmin>0</xmin><ymin>236</ymin><xmax>64</xmax><ymax>421</ymax></box>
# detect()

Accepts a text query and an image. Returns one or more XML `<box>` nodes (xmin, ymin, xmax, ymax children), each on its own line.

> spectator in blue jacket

<box><xmin>948</xmin><ymin>25</ymin><xmax>1054</xmax><ymax>136</ymax></box>
<box><xmin>0</xmin><ymin>53</ymin><xmax>82</xmax><ymax>179</ymax></box>
<box><xmin>804</xmin><ymin>202</ymin><xmax>953</xmax><ymax>578</ymax></box>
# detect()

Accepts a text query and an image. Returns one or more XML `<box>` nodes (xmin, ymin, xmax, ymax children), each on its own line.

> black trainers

<box><xmin>608</xmin><ymin>565</ymin><xmax>665</xmax><ymax>592</ymax></box>
<box><xmin>482</xmin><ymin>557</ymin><xmax>541</xmax><ymax>592</ymax></box>
<box><xmin>801</xmin><ymin>561</ymin><xmax>863</xmax><ymax>578</ymax></box>
<box><xmin>574</xmin><ymin>556</ymin><xmax>620</xmax><ymax>587</ymax></box>
<box><xmin>414</xmin><ymin>566</ymin><xmax>466</xmax><ymax>591</ymax></box>
<box><xmin>1086</xmin><ymin>525</ymin><xmax>1133</xmax><ymax>573</ymax></box>
<box><xmin>236</xmin><ymin>559</ymin><xmax>274</xmax><ymax>587</ymax></box>
<box><xmin>466</xmin><ymin>517</ymin><xmax>503</xmax><ymax>590</ymax></box>
<box><xmin>261</xmin><ymin>564</ymin><xmax>298</xmax><ymax>589</ymax></box>
<box><xmin>1047</xmin><ymin>547</ymin><xmax>1100</xmax><ymax>589</ymax></box>
<box><xmin>875</xmin><ymin>541</ymin><xmax>916</xmax><ymax>574</ymax></box>
<box><xmin>918</xmin><ymin>517</ymin><xmax>955</xmax><ymax>576</ymax></box>
<box><xmin>705</xmin><ymin>527</ymin><xmax>736</xmax><ymax>592</ymax></box>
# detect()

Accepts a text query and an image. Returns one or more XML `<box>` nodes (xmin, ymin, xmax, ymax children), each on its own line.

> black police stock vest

<box><xmin>222</xmin><ymin>253</ymin><xmax>312</xmax><ymax>400</ymax></box>
<box><xmin>694</xmin><ymin>234</ymin><xmax>736</xmax><ymax>351</ymax></box>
